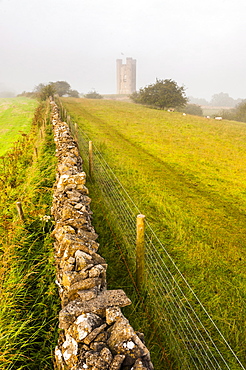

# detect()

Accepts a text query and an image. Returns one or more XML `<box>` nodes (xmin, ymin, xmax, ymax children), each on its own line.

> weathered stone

<box><xmin>131</xmin><ymin>358</ymin><xmax>151</xmax><ymax>370</ymax></box>
<box><xmin>68</xmin><ymin>277</ymin><xmax>101</xmax><ymax>295</ymax></box>
<box><xmin>60</xmin><ymin>259</ymin><xmax>75</xmax><ymax>272</ymax></box>
<box><xmin>80</xmin><ymin>343</ymin><xmax>90</xmax><ymax>351</ymax></box>
<box><xmin>61</xmin><ymin>334</ymin><xmax>78</xmax><ymax>366</ymax></box>
<box><xmin>52</xmin><ymin>224</ymin><xmax>76</xmax><ymax>242</ymax></box>
<box><xmin>107</xmin><ymin>318</ymin><xmax>149</xmax><ymax>360</ymax></box>
<box><xmin>89</xmin><ymin>264</ymin><xmax>105</xmax><ymax>278</ymax></box>
<box><xmin>67</xmin><ymin>313</ymin><xmax>103</xmax><ymax>342</ymax></box>
<box><xmin>68</xmin><ymin>256</ymin><xmax>76</xmax><ymax>264</ymax></box>
<box><xmin>109</xmin><ymin>354</ymin><xmax>126</xmax><ymax>370</ymax></box>
<box><xmin>77</xmin><ymin>229</ymin><xmax>98</xmax><ymax>241</ymax></box>
<box><xmin>100</xmin><ymin>347</ymin><xmax>113</xmax><ymax>364</ymax></box>
<box><xmin>83</xmin><ymin>323</ymin><xmax>107</xmax><ymax>345</ymax></box>
<box><xmin>106</xmin><ymin>307</ymin><xmax>124</xmax><ymax>325</ymax></box>
<box><xmin>74</xmin><ymin>203</ymin><xmax>83</xmax><ymax>210</ymax></box>
<box><xmin>89</xmin><ymin>341</ymin><xmax>106</xmax><ymax>352</ymax></box>
<box><xmin>62</xmin><ymin>270</ymin><xmax>89</xmax><ymax>288</ymax></box>
<box><xmin>61</xmin><ymin>206</ymin><xmax>88</xmax><ymax>223</ymax></box>
<box><xmin>66</xmin><ymin>190</ymin><xmax>83</xmax><ymax>199</ymax></box>
<box><xmin>77</xmin><ymin>288</ymin><xmax>98</xmax><ymax>302</ymax></box>
<box><xmin>56</xmin><ymin>173</ymin><xmax>86</xmax><ymax>192</ymax></box>
<box><xmin>54</xmin><ymin>346</ymin><xmax>64</xmax><ymax>370</ymax></box>
<box><xmin>57</xmin><ymin>162</ymin><xmax>77</xmax><ymax>175</ymax></box>
<box><xmin>58</xmin><ymin>235</ymin><xmax>99</xmax><ymax>258</ymax></box>
<box><xmin>85</xmin><ymin>351</ymin><xmax>109</xmax><ymax>368</ymax></box>
<box><xmin>59</xmin><ymin>290</ymin><xmax>131</xmax><ymax>329</ymax></box>
<box><xmin>94</xmin><ymin>331</ymin><xmax>108</xmax><ymax>342</ymax></box>
<box><xmin>75</xmin><ymin>250</ymin><xmax>93</xmax><ymax>271</ymax></box>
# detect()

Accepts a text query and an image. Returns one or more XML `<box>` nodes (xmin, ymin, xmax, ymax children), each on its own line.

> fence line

<box><xmin>55</xmin><ymin>97</ymin><xmax>245</xmax><ymax>370</ymax></box>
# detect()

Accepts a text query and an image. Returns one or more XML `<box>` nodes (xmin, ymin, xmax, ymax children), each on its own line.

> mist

<box><xmin>1</xmin><ymin>0</ymin><xmax>246</xmax><ymax>101</ymax></box>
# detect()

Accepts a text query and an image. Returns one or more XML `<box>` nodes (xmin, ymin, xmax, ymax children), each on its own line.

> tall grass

<box><xmin>61</xmin><ymin>97</ymin><xmax>246</xmax><ymax>368</ymax></box>
<box><xmin>0</xmin><ymin>102</ymin><xmax>59</xmax><ymax>369</ymax></box>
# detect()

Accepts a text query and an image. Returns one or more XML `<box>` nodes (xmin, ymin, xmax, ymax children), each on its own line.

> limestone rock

<box><xmin>109</xmin><ymin>354</ymin><xmax>126</xmax><ymax>370</ymax></box>
<box><xmin>100</xmin><ymin>347</ymin><xmax>113</xmax><ymax>365</ymax></box>
<box><xmin>77</xmin><ymin>288</ymin><xmax>98</xmax><ymax>301</ymax></box>
<box><xmin>67</xmin><ymin>313</ymin><xmax>103</xmax><ymax>342</ymax></box>
<box><xmin>84</xmin><ymin>350</ymin><xmax>109</xmax><ymax>369</ymax></box>
<box><xmin>62</xmin><ymin>270</ymin><xmax>89</xmax><ymax>288</ymax></box>
<box><xmin>83</xmin><ymin>323</ymin><xmax>107</xmax><ymax>345</ymax></box>
<box><xmin>61</xmin><ymin>334</ymin><xmax>78</xmax><ymax>366</ymax></box>
<box><xmin>89</xmin><ymin>264</ymin><xmax>105</xmax><ymax>278</ymax></box>
<box><xmin>106</xmin><ymin>307</ymin><xmax>124</xmax><ymax>325</ymax></box>
<box><xmin>107</xmin><ymin>318</ymin><xmax>149</xmax><ymax>360</ymax></box>
<box><xmin>75</xmin><ymin>250</ymin><xmax>93</xmax><ymax>271</ymax></box>
<box><xmin>56</xmin><ymin>173</ymin><xmax>86</xmax><ymax>192</ymax></box>
<box><xmin>59</xmin><ymin>290</ymin><xmax>131</xmax><ymax>329</ymax></box>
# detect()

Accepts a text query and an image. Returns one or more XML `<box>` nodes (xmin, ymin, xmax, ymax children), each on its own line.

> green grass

<box><xmin>0</xmin><ymin>97</ymin><xmax>38</xmax><ymax>156</ymax></box>
<box><xmin>61</xmin><ymin>97</ymin><xmax>246</xmax><ymax>368</ymax></box>
<box><xmin>0</xmin><ymin>102</ymin><xmax>59</xmax><ymax>369</ymax></box>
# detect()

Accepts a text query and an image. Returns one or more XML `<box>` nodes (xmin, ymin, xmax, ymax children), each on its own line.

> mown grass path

<box><xmin>62</xmin><ymin>97</ymin><xmax>246</xmax><ymax>363</ymax></box>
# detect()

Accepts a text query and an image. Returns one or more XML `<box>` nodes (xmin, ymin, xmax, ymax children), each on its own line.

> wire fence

<box><xmin>56</xmin><ymin>97</ymin><xmax>246</xmax><ymax>370</ymax></box>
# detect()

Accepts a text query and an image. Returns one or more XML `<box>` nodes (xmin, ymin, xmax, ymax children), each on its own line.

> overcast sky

<box><xmin>1</xmin><ymin>0</ymin><xmax>246</xmax><ymax>100</ymax></box>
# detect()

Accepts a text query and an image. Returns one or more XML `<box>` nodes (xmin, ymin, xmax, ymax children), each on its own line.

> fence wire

<box><xmin>56</xmin><ymin>98</ymin><xmax>245</xmax><ymax>370</ymax></box>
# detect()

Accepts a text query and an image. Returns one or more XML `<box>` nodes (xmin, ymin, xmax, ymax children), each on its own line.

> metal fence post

<box><xmin>136</xmin><ymin>214</ymin><xmax>145</xmax><ymax>291</ymax></box>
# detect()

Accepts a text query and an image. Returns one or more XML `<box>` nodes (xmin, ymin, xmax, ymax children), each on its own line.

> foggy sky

<box><xmin>1</xmin><ymin>0</ymin><xmax>246</xmax><ymax>100</ymax></box>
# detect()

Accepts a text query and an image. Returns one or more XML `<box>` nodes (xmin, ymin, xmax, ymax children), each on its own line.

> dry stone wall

<box><xmin>50</xmin><ymin>100</ymin><xmax>154</xmax><ymax>370</ymax></box>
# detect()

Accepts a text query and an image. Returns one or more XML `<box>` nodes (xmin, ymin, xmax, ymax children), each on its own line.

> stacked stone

<box><xmin>50</xmin><ymin>101</ymin><xmax>154</xmax><ymax>370</ymax></box>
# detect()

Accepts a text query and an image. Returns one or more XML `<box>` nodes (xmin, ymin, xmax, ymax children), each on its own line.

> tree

<box><xmin>84</xmin><ymin>90</ymin><xmax>103</xmax><ymax>99</ymax></box>
<box><xmin>68</xmin><ymin>89</ymin><xmax>80</xmax><ymax>98</ymax></box>
<box><xmin>51</xmin><ymin>81</ymin><xmax>71</xmax><ymax>96</ymax></box>
<box><xmin>210</xmin><ymin>92</ymin><xmax>237</xmax><ymax>107</ymax></box>
<box><xmin>130</xmin><ymin>79</ymin><xmax>188</xmax><ymax>109</ymax></box>
<box><xmin>234</xmin><ymin>100</ymin><xmax>246</xmax><ymax>122</ymax></box>
<box><xmin>37</xmin><ymin>83</ymin><xmax>56</xmax><ymax>101</ymax></box>
<box><xmin>33</xmin><ymin>81</ymin><xmax>80</xmax><ymax>99</ymax></box>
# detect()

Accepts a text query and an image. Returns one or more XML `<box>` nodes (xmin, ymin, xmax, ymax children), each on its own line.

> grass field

<box><xmin>0</xmin><ymin>97</ymin><xmax>38</xmax><ymax>156</ymax></box>
<box><xmin>62</xmin><ymin>97</ymin><xmax>246</xmax><ymax>368</ymax></box>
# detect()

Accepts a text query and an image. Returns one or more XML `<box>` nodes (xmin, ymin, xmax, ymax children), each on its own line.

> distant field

<box><xmin>0</xmin><ymin>97</ymin><xmax>38</xmax><ymax>156</ymax></box>
<box><xmin>62</xmin><ymin>97</ymin><xmax>246</xmax><ymax>364</ymax></box>
<box><xmin>201</xmin><ymin>105</ymin><xmax>233</xmax><ymax>117</ymax></box>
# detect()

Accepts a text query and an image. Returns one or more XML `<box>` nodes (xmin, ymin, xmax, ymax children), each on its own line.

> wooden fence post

<box><xmin>67</xmin><ymin>115</ymin><xmax>71</xmax><ymax>129</ymax></box>
<box><xmin>16</xmin><ymin>202</ymin><xmax>25</xmax><ymax>222</ymax></box>
<box><xmin>74</xmin><ymin>122</ymin><xmax>78</xmax><ymax>142</ymax></box>
<box><xmin>1</xmin><ymin>157</ymin><xmax>5</xmax><ymax>173</ymax></box>
<box><xmin>136</xmin><ymin>214</ymin><xmax>145</xmax><ymax>291</ymax></box>
<box><xmin>34</xmin><ymin>147</ymin><xmax>38</xmax><ymax>158</ymax></box>
<box><xmin>89</xmin><ymin>141</ymin><xmax>94</xmax><ymax>180</ymax></box>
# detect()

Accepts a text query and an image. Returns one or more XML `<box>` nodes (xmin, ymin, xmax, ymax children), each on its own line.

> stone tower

<box><xmin>116</xmin><ymin>57</ymin><xmax>136</xmax><ymax>94</ymax></box>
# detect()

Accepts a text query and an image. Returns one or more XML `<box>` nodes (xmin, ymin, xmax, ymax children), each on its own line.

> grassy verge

<box><xmin>0</xmin><ymin>101</ymin><xmax>59</xmax><ymax>369</ymax></box>
<box><xmin>61</xmin><ymin>97</ymin><xmax>246</xmax><ymax>367</ymax></box>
